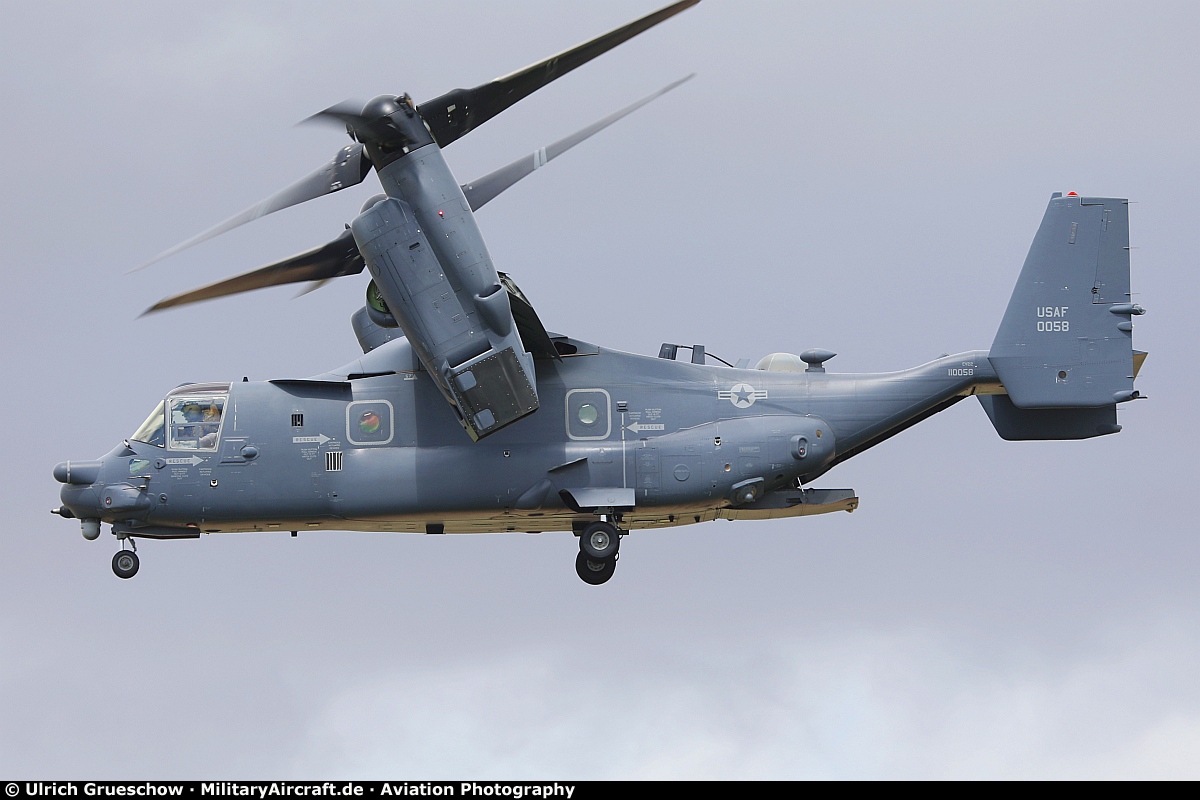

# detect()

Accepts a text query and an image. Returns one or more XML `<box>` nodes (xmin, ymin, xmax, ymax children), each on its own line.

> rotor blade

<box><xmin>302</xmin><ymin>102</ymin><xmax>390</xmax><ymax>144</ymax></box>
<box><xmin>303</xmin><ymin>101</ymin><xmax>369</xmax><ymax>130</ymax></box>
<box><xmin>293</xmin><ymin>278</ymin><xmax>333</xmax><ymax>298</ymax></box>
<box><xmin>132</xmin><ymin>144</ymin><xmax>372</xmax><ymax>272</ymax></box>
<box><xmin>461</xmin><ymin>74</ymin><xmax>694</xmax><ymax>211</ymax></box>
<box><xmin>142</xmin><ymin>228</ymin><xmax>364</xmax><ymax>314</ymax></box>
<box><xmin>418</xmin><ymin>0</ymin><xmax>699</xmax><ymax>148</ymax></box>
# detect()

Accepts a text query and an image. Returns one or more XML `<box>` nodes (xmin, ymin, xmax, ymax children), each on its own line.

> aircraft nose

<box><xmin>56</xmin><ymin>475</ymin><xmax>104</xmax><ymax>532</ymax></box>
<box><xmin>53</xmin><ymin>460</ymin><xmax>104</xmax><ymax>485</ymax></box>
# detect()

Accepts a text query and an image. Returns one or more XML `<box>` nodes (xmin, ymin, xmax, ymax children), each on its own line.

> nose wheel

<box><xmin>111</xmin><ymin>534</ymin><xmax>139</xmax><ymax>579</ymax></box>
<box><xmin>112</xmin><ymin>550</ymin><xmax>140</xmax><ymax>579</ymax></box>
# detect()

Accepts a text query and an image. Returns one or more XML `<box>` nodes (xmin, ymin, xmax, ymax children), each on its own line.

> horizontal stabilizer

<box><xmin>978</xmin><ymin>395</ymin><xmax>1120</xmax><ymax>440</ymax></box>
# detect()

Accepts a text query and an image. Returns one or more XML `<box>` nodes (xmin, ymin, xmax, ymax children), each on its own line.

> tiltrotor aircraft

<box><xmin>53</xmin><ymin>1</ymin><xmax>1148</xmax><ymax>584</ymax></box>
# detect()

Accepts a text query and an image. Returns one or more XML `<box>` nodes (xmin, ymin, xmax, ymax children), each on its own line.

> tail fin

<box><xmin>982</xmin><ymin>193</ymin><xmax>1145</xmax><ymax>439</ymax></box>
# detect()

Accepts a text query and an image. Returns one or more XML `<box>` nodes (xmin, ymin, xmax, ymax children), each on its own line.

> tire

<box><xmin>575</xmin><ymin>552</ymin><xmax>616</xmax><ymax>585</ymax></box>
<box><xmin>580</xmin><ymin>521</ymin><xmax>620</xmax><ymax>560</ymax></box>
<box><xmin>112</xmin><ymin>550</ymin><xmax>140</xmax><ymax>579</ymax></box>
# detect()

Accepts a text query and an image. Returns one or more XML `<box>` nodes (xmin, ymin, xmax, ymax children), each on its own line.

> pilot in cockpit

<box><xmin>198</xmin><ymin>403</ymin><xmax>222</xmax><ymax>448</ymax></box>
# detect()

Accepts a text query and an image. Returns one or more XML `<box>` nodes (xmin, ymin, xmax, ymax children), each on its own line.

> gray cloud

<box><xmin>295</xmin><ymin>621</ymin><xmax>1200</xmax><ymax>779</ymax></box>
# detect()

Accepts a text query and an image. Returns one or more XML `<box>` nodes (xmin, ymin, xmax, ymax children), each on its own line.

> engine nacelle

<box><xmin>351</xmin><ymin>305</ymin><xmax>404</xmax><ymax>354</ymax></box>
<box><xmin>352</xmin><ymin>195</ymin><xmax>538</xmax><ymax>440</ymax></box>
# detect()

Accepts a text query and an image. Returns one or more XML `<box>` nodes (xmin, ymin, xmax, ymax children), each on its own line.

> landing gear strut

<box><xmin>575</xmin><ymin>520</ymin><xmax>621</xmax><ymax>585</ymax></box>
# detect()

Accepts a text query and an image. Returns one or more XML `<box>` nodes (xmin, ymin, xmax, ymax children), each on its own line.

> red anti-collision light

<box><xmin>1066</xmin><ymin>191</ymin><xmax>1078</xmax><ymax>196</ymax></box>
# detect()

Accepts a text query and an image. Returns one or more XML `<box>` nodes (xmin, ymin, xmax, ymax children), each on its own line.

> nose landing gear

<box><xmin>575</xmin><ymin>520</ymin><xmax>621</xmax><ymax>585</ymax></box>
<box><xmin>112</xmin><ymin>549</ymin><xmax>140</xmax><ymax>579</ymax></box>
<box><xmin>111</xmin><ymin>534</ymin><xmax>139</xmax><ymax>579</ymax></box>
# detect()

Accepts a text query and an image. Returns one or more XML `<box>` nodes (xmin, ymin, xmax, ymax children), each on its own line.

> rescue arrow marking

<box><xmin>625</xmin><ymin>422</ymin><xmax>665</xmax><ymax>433</ymax></box>
<box><xmin>165</xmin><ymin>456</ymin><xmax>206</xmax><ymax>466</ymax></box>
<box><xmin>292</xmin><ymin>434</ymin><xmax>332</xmax><ymax>445</ymax></box>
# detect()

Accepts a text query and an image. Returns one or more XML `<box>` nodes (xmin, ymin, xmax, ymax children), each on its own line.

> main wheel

<box><xmin>575</xmin><ymin>552</ymin><xmax>616</xmax><ymax>585</ymax></box>
<box><xmin>580</xmin><ymin>521</ymin><xmax>620</xmax><ymax>560</ymax></box>
<box><xmin>112</xmin><ymin>550</ymin><xmax>140</xmax><ymax>579</ymax></box>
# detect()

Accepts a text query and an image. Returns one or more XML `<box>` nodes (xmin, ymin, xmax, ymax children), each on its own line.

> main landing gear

<box><xmin>112</xmin><ymin>535</ymin><xmax>139</xmax><ymax>579</ymax></box>
<box><xmin>575</xmin><ymin>520</ymin><xmax>620</xmax><ymax>585</ymax></box>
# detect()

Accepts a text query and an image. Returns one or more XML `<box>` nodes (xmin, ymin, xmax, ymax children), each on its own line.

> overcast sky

<box><xmin>2</xmin><ymin>0</ymin><xmax>1198</xmax><ymax>779</ymax></box>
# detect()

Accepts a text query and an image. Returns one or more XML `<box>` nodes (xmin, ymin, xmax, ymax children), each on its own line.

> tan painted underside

<box><xmin>199</xmin><ymin>495</ymin><xmax>859</xmax><ymax>535</ymax></box>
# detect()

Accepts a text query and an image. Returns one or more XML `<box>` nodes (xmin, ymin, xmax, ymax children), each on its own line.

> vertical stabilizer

<box><xmin>988</xmin><ymin>194</ymin><xmax>1143</xmax><ymax>409</ymax></box>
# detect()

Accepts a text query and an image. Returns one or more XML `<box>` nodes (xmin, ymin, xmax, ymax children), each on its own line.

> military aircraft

<box><xmin>52</xmin><ymin>0</ymin><xmax>1147</xmax><ymax>584</ymax></box>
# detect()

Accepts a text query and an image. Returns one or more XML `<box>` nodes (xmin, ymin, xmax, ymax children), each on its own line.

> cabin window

<box><xmin>577</xmin><ymin>404</ymin><xmax>599</xmax><ymax>425</ymax></box>
<box><xmin>346</xmin><ymin>400</ymin><xmax>394</xmax><ymax>446</ymax></box>
<box><xmin>565</xmin><ymin>389</ymin><xmax>611</xmax><ymax>440</ymax></box>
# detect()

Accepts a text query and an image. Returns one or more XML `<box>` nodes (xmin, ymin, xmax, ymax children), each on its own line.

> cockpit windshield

<box><xmin>131</xmin><ymin>385</ymin><xmax>231</xmax><ymax>450</ymax></box>
<box><xmin>168</xmin><ymin>394</ymin><xmax>227</xmax><ymax>450</ymax></box>
<box><xmin>131</xmin><ymin>402</ymin><xmax>166</xmax><ymax>447</ymax></box>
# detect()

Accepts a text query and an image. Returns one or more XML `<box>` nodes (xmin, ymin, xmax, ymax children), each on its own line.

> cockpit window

<box><xmin>131</xmin><ymin>402</ymin><xmax>166</xmax><ymax>447</ymax></box>
<box><xmin>168</xmin><ymin>395</ymin><xmax>227</xmax><ymax>450</ymax></box>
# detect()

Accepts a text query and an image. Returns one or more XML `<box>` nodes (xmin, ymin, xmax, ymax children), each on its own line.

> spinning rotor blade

<box><xmin>131</xmin><ymin>2</ymin><xmax>697</xmax><ymax>273</ymax></box>
<box><xmin>142</xmin><ymin>73</ymin><xmax>696</xmax><ymax>316</ymax></box>
<box><xmin>418</xmin><ymin>0</ymin><xmax>699</xmax><ymax>148</ymax></box>
<box><xmin>133</xmin><ymin>144</ymin><xmax>371</xmax><ymax>272</ymax></box>
<box><xmin>294</xmin><ymin>278</ymin><xmax>333</xmax><ymax>298</ymax></box>
<box><xmin>142</xmin><ymin>228</ymin><xmax>364</xmax><ymax>314</ymax></box>
<box><xmin>303</xmin><ymin>101</ymin><xmax>402</xmax><ymax>145</ymax></box>
<box><xmin>462</xmin><ymin>74</ymin><xmax>694</xmax><ymax>211</ymax></box>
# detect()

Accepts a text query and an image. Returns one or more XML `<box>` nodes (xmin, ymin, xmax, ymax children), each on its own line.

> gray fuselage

<box><xmin>58</xmin><ymin>341</ymin><xmax>997</xmax><ymax>536</ymax></box>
